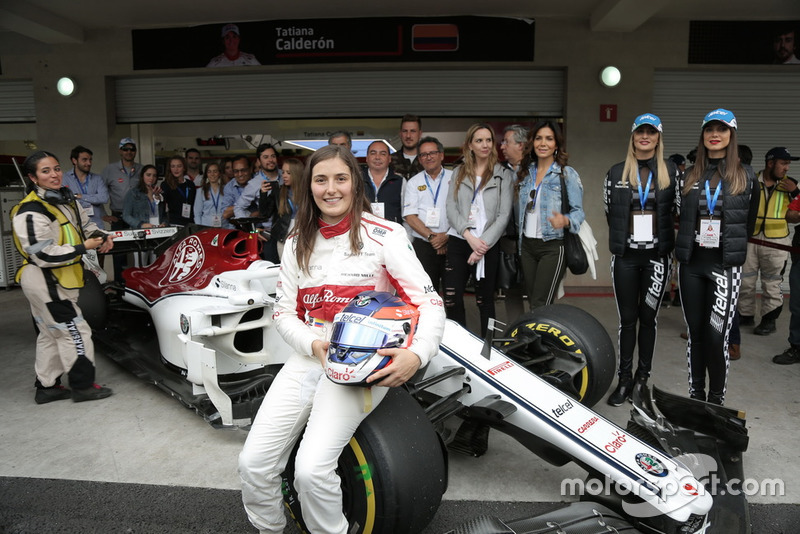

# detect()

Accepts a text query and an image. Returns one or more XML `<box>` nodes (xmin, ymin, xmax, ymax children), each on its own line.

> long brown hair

<box><xmin>201</xmin><ymin>163</ymin><xmax>221</xmax><ymax>200</ymax></box>
<box><xmin>682</xmin><ymin>124</ymin><xmax>747</xmax><ymax>195</ymax></box>
<box><xmin>164</xmin><ymin>155</ymin><xmax>187</xmax><ymax>190</ymax></box>
<box><xmin>453</xmin><ymin>123</ymin><xmax>498</xmax><ymax>197</ymax></box>
<box><xmin>293</xmin><ymin>145</ymin><xmax>371</xmax><ymax>274</ymax></box>
<box><xmin>517</xmin><ymin>120</ymin><xmax>569</xmax><ymax>185</ymax></box>
<box><xmin>278</xmin><ymin>158</ymin><xmax>303</xmax><ymax>217</ymax></box>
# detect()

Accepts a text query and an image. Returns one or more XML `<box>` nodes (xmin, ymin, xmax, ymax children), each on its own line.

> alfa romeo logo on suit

<box><xmin>161</xmin><ymin>236</ymin><xmax>205</xmax><ymax>286</ymax></box>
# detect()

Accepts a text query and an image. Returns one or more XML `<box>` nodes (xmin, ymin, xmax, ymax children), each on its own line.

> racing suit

<box><xmin>11</xmin><ymin>188</ymin><xmax>106</xmax><ymax>390</ymax></box>
<box><xmin>238</xmin><ymin>212</ymin><xmax>445</xmax><ymax>534</ymax></box>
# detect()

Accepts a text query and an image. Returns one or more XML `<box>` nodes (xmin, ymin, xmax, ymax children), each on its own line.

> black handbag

<box><xmin>559</xmin><ymin>173</ymin><xmax>588</xmax><ymax>275</ymax></box>
<box><xmin>496</xmin><ymin>250</ymin><xmax>521</xmax><ymax>289</ymax></box>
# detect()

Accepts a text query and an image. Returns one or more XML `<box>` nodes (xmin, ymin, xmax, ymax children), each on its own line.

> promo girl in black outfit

<box><xmin>604</xmin><ymin>113</ymin><xmax>678</xmax><ymax>406</ymax></box>
<box><xmin>676</xmin><ymin>109</ymin><xmax>758</xmax><ymax>406</ymax></box>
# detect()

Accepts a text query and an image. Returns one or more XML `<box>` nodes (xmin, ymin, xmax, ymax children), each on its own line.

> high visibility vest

<box><xmin>753</xmin><ymin>173</ymin><xmax>792</xmax><ymax>238</ymax></box>
<box><xmin>11</xmin><ymin>191</ymin><xmax>85</xmax><ymax>288</ymax></box>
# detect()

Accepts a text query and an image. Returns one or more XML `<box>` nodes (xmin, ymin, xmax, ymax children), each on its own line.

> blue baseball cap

<box><xmin>118</xmin><ymin>137</ymin><xmax>136</xmax><ymax>148</ymax></box>
<box><xmin>631</xmin><ymin>113</ymin><xmax>663</xmax><ymax>133</ymax></box>
<box><xmin>701</xmin><ymin>108</ymin><xmax>737</xmax><ymax>129</ymax></box>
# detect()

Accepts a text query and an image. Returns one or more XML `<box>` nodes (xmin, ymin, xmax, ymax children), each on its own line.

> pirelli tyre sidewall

<box><xmin>281</xmin><ymin>388</ymin><xmax>447</xmax><ymax>534</ymax></box>
<box><xmin>504</xmin><ymin>304</ymin><xmax>615</xmax><ymax>407</ymax></box>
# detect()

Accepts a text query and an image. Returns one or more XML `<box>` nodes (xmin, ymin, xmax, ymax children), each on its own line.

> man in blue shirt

<box><xmin>62</xmin><ymin>145</ymin><xmax>109</xmax><ymax>227</ymax></box>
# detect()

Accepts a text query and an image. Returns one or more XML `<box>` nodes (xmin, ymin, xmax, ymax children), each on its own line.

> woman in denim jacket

<box><xmin>445</xmin><ymin>123</ymin><xmax>514</xmax><ymax>336</ymax></box>
<box><xmin>515</xmin><ymin>120</ymin><xmax>585</xmax><ymax>309</ymax></box>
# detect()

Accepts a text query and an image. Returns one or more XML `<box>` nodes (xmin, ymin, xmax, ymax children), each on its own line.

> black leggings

<box><xmin>444</xmin><ymin>237</ymin><xmax>499</xmax><ymax>337</ymax></box>
<box><xmin>611</xmin><ymin>249</ymin><xmax>671</xmax><ymax>381</ymax></box>
<box><xmin>679</xmin><ymin>246</ymin><xmax>740</xmax><ymax>402</ymax></box>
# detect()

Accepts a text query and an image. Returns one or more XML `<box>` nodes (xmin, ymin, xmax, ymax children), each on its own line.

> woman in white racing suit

<box><xmin>238</xmin><ymin>144</ymin><xmax>445</xmax><ymax>534</ymax></box>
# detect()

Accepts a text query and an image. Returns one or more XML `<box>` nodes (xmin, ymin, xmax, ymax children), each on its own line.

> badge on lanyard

<box><xmin>372</xmin><ymin>202</ymin><xmax>385</xmax><ymax>218</ymax></box>
<box><xmin>182</xmin><ymin>203</ymin><xmax>192</xmax><ymax>219</ymax></box>
<box><xmin>632</xmin><ymin>168</ymin><xmax>654</xmax><ymax>241</ymax></box>
<box><xmin>425</xmin><ymin>207</ymin><xmax>440</xmax><ymax>227</ymax></box>
<box><xmin>700</xmin><ymin>179</ymin><xmax>722</xmax><ymax>248</ymax></box>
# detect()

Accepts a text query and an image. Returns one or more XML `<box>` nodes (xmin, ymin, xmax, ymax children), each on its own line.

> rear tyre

<box><xmin>282</xmin><ymin>388</ymin><xmax>447</xmax><ymax>533</ymax></box>
<box><xmin>502</xmin><ymin>304</ymin><xmax>615</xmax><ymax>407</ymax></box>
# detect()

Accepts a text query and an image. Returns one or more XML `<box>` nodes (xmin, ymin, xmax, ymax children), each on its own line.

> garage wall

<box><xmin>2</xmin><ymin>17</ymin><xmax>799</xmax><ymax>287</ymax></box>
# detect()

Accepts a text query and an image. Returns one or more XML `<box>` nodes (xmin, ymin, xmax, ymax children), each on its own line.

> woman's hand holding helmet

<box><xmin>366</xmin><ymin>348</ymin><xmax>421</xmax><ymax>387</ymax></box>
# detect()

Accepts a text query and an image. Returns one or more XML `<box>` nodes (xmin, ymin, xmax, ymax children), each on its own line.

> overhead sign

<box><xmin>132</xmin><ymin>16</ymin><xmax>535</xmax><ymax>70</ymax></box>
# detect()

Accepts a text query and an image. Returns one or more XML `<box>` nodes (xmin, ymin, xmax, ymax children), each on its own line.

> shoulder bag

<box><xmin>559</xmin><ymin>172</ymin><xmax>589</xmax><ymax>275</ymax></box>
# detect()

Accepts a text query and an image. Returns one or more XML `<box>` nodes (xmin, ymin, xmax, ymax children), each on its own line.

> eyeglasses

<box><xmin>121</xmin><ymin>147</ymin><xmax>137</xmax><ymax>152</ymax></box>
<box><xmin>526</xmin><ymin>189</ymin><xmax>537</xmax><ymax>212</ymax></box>
<box><xmin>419</xmin><ymin>151</ymin><xmax>441</xmax><ymax>159</ymax></box>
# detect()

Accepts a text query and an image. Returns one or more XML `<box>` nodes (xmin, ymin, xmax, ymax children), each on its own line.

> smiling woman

<box><xmin>514</xmin><ymin>120</ymin><xmax>585</xmax><ymax>313</ymax></box>
<box><xmin>602</xmin><ymin>113</ymin><xmax>677</xmax><ymax>407</ymax></box>
<box><xmin>675</xmin><ymin>108</ymin><xmax>759</xmax><ymax>406</ymax></box>
<box><xmin>444</xmin><ymin>124</ymin><xmax>514</xmax><ymax>337</ymax></box>
<box><xmin>238</xmin><ymin>144</ymin><xmax>445</xmax><ymax>534</ymax></box>
<box><xmin>11</xmin><ymin>151</ymin><xmax>114</xmax><ymax>405</ymax></box>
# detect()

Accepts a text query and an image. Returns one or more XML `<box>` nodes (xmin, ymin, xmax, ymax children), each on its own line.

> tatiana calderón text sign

<box><xmin>132</xmin><ymin>16</ymin><xmax>535</xmax><ymax>70</ymax></box>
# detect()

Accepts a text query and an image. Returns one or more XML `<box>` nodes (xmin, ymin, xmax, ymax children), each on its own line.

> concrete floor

<box><xmin>1</xmin><ymin>283</ymin><xmax>799</xmax><ymax>531</ymax></box>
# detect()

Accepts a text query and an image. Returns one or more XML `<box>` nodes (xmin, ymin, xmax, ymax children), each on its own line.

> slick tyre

<box><xmin>282</xmin><ymin>388</ymin><xmax>447</xmax><ymax>534</ymax></box>
<box><xmin>503</xmin><ymin>304</ymin><xmax>615</xmax><ymax>407</ymax></box>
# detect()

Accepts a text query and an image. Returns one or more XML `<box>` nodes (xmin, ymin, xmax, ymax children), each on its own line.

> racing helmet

<box><xmin>326</xmin><ymin>291</ymin><xmax>419</xmax><ymax>386</ymax></box>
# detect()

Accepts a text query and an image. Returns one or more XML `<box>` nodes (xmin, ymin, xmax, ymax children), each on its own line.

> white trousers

<box><xmin>238</xmin><ymin>352</ymin><xmax>387</xmax><ymax>534</ymax></box>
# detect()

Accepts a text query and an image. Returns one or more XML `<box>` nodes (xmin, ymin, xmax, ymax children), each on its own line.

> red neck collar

<box><xmin>319</xmin><ymin>215</ymin><xmax>351</xmax><ymax>238</ymax></box>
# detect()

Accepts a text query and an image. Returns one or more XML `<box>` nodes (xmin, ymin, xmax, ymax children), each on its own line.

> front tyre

<box><xmin>282</xmin><ymin>388</ymin><xmax>447</xmax><ymax>533</ymax></box>
<box><xmin>503</xmin><ymin>304</ymin><xmax>615</xmax><ymax>407</ymax></box>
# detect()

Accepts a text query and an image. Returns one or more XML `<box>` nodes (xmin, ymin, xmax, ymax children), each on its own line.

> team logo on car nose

<box><xmin>161</xmin><ymin>235</ymin><xmax>205</xmax><ymax>286</ymax></box>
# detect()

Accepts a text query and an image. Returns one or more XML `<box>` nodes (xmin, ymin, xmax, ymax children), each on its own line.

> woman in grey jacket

<box><xmin>445</xmin><ymin>123</ymin><xmax>514</xmax><ymax>336</ymax></box>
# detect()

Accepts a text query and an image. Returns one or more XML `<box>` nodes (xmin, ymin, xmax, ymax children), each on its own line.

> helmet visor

<box><xmin>329</xmin><ymin>321</ymin><xmax>388</xmax><ymax>363</ymax></box>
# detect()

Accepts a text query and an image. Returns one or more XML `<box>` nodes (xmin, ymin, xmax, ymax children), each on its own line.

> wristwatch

<box><xmin>427</xmin><ymin>233</ymin><xmax>435</xmax><ymax>242</ymax></box>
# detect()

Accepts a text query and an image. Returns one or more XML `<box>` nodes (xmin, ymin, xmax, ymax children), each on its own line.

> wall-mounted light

<box><xmin>599</xmin><ymin>66</ymin><xmax>621</xmax><ymax>88</ymax></box>
<box><xmin>56</xmin><ymin>76</ymin><xmax>77</xmax><ymax>97</ymax></box>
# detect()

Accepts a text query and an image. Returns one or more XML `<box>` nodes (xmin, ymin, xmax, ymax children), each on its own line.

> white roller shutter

<box><xmin>115</xmin><ymin>69</ymin><xmax>564</xmax><ymax>123</ymax></box>
<box><xmin>653</xmin><ymin>70</ymin><xmax>800</xmax><ymax>163</ymax></box>
<box><xmin>0</xmin><ymin>80</ymin><xmax>35</xmax><ymax>123</ymax></box>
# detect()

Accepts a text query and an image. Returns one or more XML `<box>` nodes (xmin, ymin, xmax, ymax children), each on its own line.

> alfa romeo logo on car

<box><xmin>161</xmin><ymin>236</ymin><xmax>205</xmax><ymax>286</ymax></box>
<box><xmin>635</xmin><ymin>453</ymin><xmax>668</xmax><ymax>477</ymax></box>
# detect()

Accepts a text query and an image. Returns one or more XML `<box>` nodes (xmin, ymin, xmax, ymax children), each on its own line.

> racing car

<box><xmin>80</xmin><ymin>222</ymin><xmax>750</xmax><ymax>534</ymax></box>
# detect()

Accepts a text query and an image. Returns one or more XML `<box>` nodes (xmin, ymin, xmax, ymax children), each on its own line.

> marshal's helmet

<box><xmin>325</xmin><ymin>291</ymin><xmax>419</xmax><ymax>386</ymax></box>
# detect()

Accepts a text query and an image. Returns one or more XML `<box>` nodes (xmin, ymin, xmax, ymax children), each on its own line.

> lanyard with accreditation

<box><xmin>700</xmin><ymin>179</ymin><xmax>723</xmax><ymax>248</ymax></box>
<box><xmin>423</xmin><ymin>169</ymin><xmax>444</xmax><ymax>227</ymax></box>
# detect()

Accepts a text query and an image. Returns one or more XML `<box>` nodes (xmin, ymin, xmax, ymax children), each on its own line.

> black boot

<box><xmin>707</xmin><ymin>391</ymin><xmax>724</xmax><ymax>406</ymax></box>
<box><xmin>754</xmin><ymin>318</ymin><xmax>777</xmax><ymax>335</ymax></box>
<box><xmin>689</xmin><ymin>383</ymin><xmax>706</xmax><ymax>402</ymax></box>
<box><xmin>607</xmin><ymin>377</ymin><xmax>633</xmax><ymax>407</ymax></box>
<box><xmin>755</xmin><ymin>307</ymin><xmax>781</xmax><ymax>336</ymax></box>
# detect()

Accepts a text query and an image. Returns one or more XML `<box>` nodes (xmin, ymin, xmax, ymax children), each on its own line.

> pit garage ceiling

<box><xmin>1</xmin><ymin>0</ymin><xmax>799</xmax><ymax>44</ymax></box>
